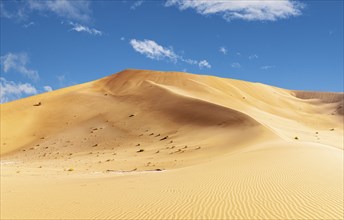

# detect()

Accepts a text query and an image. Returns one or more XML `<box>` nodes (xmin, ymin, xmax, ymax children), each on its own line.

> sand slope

<box><xmin>1</xmin><ymin>69</ymin><xmax>343</xmax><ymax>219</ymax></box>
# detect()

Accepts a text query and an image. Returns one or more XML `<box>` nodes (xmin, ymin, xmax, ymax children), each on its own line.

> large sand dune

<box><xmin>1</xmin><ymin>69</ymin><xmax>343</xmax><ymax>219</ymax></box>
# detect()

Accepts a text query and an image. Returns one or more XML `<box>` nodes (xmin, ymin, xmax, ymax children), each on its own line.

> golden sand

<box><xmin>1</xmin><ymin>69</ymin><xmax>343</xmax><ymax>219</ymax></box>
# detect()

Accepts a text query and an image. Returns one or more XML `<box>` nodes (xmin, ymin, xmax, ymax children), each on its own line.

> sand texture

<box><xmin>1</xmin><ymin>69</ymin><xmax>343</xmax><ymax>219</ymax></box>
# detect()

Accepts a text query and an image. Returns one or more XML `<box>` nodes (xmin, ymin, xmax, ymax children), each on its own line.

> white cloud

<box><xmin>248</xmin><ymin>54</ymin><xmax>258</xmax><ymax>60</ymax></box>
<box><xmin>69</xmin><ymin>22</ymin><xmax>102</xmax><ymax>36</ymax></box>
<box><xmin>27</xmin><ymin>0</ymin><xmax>91</xmax><ymax>22</ymax></box>
<box><xmin>261</xmin><ymin>65</ymin><xmax>275</xmax><ymax>70</ymax></box>
<box><xmin>0</xmin><ymin>77</ymin><xmax>37</xmax><ymax>103</ymax></box>
<box><xmin>231</xmin><ymin>62</ymin><xmax>241</xmax><ymax>68</ymax></box>
<box><xmin>165</xmin><ymin>0</ymin><xmax>304</xmax><ymax>21</ymax></box>
<box><xmin>120</xmin><ymin>37</ymin><xmax>126</xmax><ymax>41</ymax></box>
<box><xmin>199</xmin><ymin>60</ymin><xmax>211</xmax><ymax>69</ymax></box>
<box><xmin>130</xmin><ymin>39</ymin><xmax>178</xmax><ymax>62</ymax></box>
<box><xmin>0</xmin><ymin>52</ymin><xmax>39</xmax><ymax>81</ymax></box>
<box><xmin>43</xmin><ymin>85</ymin><xmax>53</xmax><ymax>92</ymax></box>
<box><xmin>129</xmin><ymin>39</ymin><xmax>211</xmax><ymax>69</ymax></box>
<box><xmin>131</xmin><ymin>1</ymin><xmax>144</xmax><ymax>10</ymax></box>
<box><xmin>219</xmin><ymin>47</ymin><xmax>228</xmax><ymax>55</ymax></box>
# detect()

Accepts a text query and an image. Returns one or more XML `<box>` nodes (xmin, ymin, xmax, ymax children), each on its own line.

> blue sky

<box><xmin>0</xmin><ymin>0</ymin><xmax>343</xmax><ymax>103</ymax></box>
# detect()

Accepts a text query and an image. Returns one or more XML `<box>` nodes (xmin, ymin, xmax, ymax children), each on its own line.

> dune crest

<box><xmin>1</xmin><ymin>69</ymin><xmax>343</xmax><ymax>219</ymax></box>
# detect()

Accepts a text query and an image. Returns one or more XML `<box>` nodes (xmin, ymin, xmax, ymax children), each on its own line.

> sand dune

<box><xmin>293</xmin><ymin>90</ymin><xmax>344</xmax><ymax>115</ymax></box>
<box><xmin>1</xmin><ymin>69</ymin><xmax>343</xmax><ymax>219</ymax></box>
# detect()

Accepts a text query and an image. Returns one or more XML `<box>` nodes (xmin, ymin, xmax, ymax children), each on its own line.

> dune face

<box><xmin>292</xmin><ymin>90</ymin><xmax>344</xmax><ymax>116</ymax></box>
<box><xmin>1</xmin><ymin>69</ymin><xmax>343</xmax><ymax>219</ymax></box>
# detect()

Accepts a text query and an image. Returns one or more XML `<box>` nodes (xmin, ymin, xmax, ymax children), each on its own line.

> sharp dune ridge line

<box><xmin>0</xmin><ymin>69</ymin><xmax>343</xmax><ymax>219</ymax></box>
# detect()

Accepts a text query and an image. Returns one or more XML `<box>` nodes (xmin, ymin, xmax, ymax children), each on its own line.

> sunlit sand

<box><xmin>1</xmin><ymin>69</ymin><xmax>343</xmax><ymax>219</ymax></box>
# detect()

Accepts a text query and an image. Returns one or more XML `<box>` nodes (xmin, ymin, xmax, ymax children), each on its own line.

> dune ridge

<box><xmin>1</xmin><ymin>69</ymin><xmax>343</xmax><ymax>219</ymax></box>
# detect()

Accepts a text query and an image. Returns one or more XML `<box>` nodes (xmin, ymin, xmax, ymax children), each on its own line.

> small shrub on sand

<box><xmin>137</xmin><ymin>149</ymin><xmax>144</xmax><ymax>153</ymax></box>
<box><xmin>67</xmin><ymin>168</ymin><xmax>74</xmax><ymax>171</ymax></box>
<box><xmin>294</xmin><ymin>137</ymin><xmax>299</xmax><ymax>140</ymax></box>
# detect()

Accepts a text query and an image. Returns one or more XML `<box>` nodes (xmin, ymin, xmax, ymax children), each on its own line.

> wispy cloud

<box><xmin>219</xmin><ymin>47</ymin><xmax>228</xmax><ymax>55</ymax></box>
<box><xmin>0</xmin><ymin>77</ymin><xmax>37</xmax><ymax>103</ymax></box>
<box><xmin>27</xmin><ymin>0</ymin><xmax>91</xmax><ymax>22</ymax></box>
<box><xmin>0</xmin><ymin>2</ymin><xmax>27</xmax><ymax>20</ymax></box>
<box><xmin>69</xmin><ymin>22</ymin><xmax>102</xmax><ymax>36</ymax></box>
<box><xmin>261</xmin><ymin>65</ymin><xmax>275</xmax><ymax>70</ymax></box>
<box><xmin>23</xmin><ymin>21</ymin><xmax>35</xmax><ymax>28</ymax></box>
<box><xmin>231</xmin><ymin>62</ymin><xmax>241</xmax><ymax>68</ymax></box>
<box><xmin>248</xmin><ymin>54</ymin><xmax>258</xmax><ymax>60</ymax></box>
<box><xmin>0</xmin><ymin>2</ymin><xmax>12</xmax><ymax>19</ymax></box>
<box><xmin>165</xmin><ymin>0</ymin><xmax>304</xmax><ymax>21</ymax></box>
<box><xmin>43</xmin><ymin>85</ymin><xmax>53</xmax><ymax>92</ymax></box>
<box><xmin>1</xmin><ymin>0</ymin><xmax>91</xmax><ymax>22</ymax></box>
<box><xmin>131</xmin><ymin>1</ymin><xmax>144</xmax><ymax>10</ymax></box>
<box><xmin>1</xmin><ymin>52</ymin><xmax>39</xmax><ymax>81</ymax></box>
<box><xmin>180</xmin><ymin>58</ymin><xmax>198</xmax><ymax>65</ymax></box>
<box><xmin>2</xmin><ymin>1</ymin><xmax>101</xmax><ymax>34</ymax></box>
<box><xmin>129</xmin><ymin>39</ymin><xmax>211</xmax><ymax>69</ymax></box>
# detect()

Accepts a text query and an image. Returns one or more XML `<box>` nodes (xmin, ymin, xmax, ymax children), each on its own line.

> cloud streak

<box><xmin>1</xmin><ymin>52</ymin><xmax>39</xmax><ymax>81</ymax></box>
<box><xmin>69</xmin><ymin>22</ymin><xmax>102</xmax><ymax>36</ymax></box>
<box><xmin>165</xmin><ymin>0</ymin><xmax>304</xmax><ymax>21</ymax></box>
<box><xmin>129</xmin><ymin>39</ymin><xmax>211</xmax><ymax>69</ymax></box>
